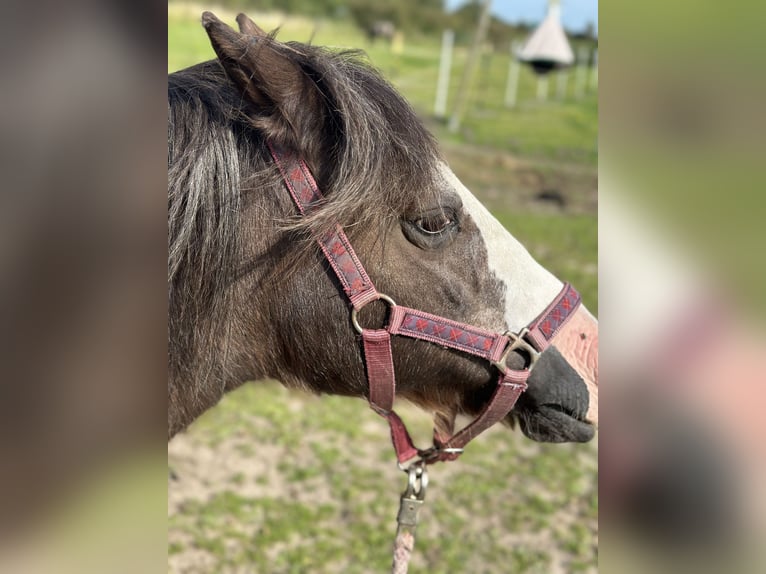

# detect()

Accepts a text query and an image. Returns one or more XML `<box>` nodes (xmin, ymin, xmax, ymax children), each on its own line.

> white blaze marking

<box><xmin>439</xmin><ymin>163</ymin><xmax>563</xmax><ymax>331</ymax></box>
<box><xmin>441</xmin><ymin>163</ymin><xmax>599</xmax><ymax>426</ymax></box>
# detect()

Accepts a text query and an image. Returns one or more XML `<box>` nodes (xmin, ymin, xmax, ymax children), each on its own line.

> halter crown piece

<box><xmin>267</xmin><ymin>141</ymin><xmax>581</xmax><ymax>466</ymax></box>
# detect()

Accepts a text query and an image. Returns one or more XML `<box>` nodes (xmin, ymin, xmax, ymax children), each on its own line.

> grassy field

<box><xmin>168</xmin><ymin>3</ymin><xmax>597</xmax><ymax>573</ymax></box>
<box><xmin>168</xmin><ymin>3</ymin><xmax>598</xmax><ymax>165</ymax></box>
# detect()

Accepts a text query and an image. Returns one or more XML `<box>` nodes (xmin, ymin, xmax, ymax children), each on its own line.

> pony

<box><xmin>365</xmin><ymin>20</ymin><xmax>396</xmax><ymax>44</ymax></box>
<box><xmin>168</xmin><ymin>12</ymin><xmax>598</xmax><ymax>451</ymax></box>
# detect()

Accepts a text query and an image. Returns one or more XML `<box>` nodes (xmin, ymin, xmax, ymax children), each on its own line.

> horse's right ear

<box><xmin>201</xmin><ymin>12</ymin><xmax>323</xmax><ymax>152</ymax></box>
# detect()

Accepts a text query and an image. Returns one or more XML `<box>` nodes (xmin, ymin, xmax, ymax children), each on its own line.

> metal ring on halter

<box><xmin>350</xmin><ymin>293</ymin><xmax>397</xmax><ymax>334</ymax></box>
<box><xmin>397</xmin><ymin>446</ymin><xmax>464</xmax><ymax>471</ymax></box>
<box><xmin>492</xmin><ymin>327</ymin><xmax>541</xmax><ymax>374</ymax></box>
<box><xmin>403</xmin><ymin>461</ymin><xmax>428</xmax><ymax>501</ymax></box>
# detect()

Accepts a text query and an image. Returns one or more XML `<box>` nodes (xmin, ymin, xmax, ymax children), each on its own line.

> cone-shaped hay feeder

<box><xmin>517</xmin><ymin>1</ymin><xmax>574</xmax><ymax>75</ymax></box>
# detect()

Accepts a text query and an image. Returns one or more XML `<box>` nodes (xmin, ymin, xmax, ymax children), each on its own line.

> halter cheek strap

<box><xmin>268</xmin><ymin>141</ymin><xmax>581</xmax><ymax>465</ymax></box>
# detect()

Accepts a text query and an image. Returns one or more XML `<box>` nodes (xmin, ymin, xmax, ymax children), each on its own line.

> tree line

<box><xmin>209</xmin><ymin>0</ymin><xmax>596</xmax><ymax>50</ymax></box>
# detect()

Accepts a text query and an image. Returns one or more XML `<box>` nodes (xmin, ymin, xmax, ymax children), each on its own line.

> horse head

<box><xmin>167</xmin><ymin>13</ymin><xmax>598</xmax><ymax>448</ymax></box>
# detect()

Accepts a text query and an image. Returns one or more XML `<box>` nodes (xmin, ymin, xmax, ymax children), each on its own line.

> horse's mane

<box><xmin>167</xmin><ymin>39</ymin><xmax>440</xmax><ymax>364</ymax></box>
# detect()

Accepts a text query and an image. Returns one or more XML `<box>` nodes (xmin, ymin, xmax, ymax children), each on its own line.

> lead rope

<box><xmin>392</xmin><ymin>462</ymin><xmax>427</xmax><ymax>574</ymax></box>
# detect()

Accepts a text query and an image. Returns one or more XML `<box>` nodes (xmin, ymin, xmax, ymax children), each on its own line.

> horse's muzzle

<box><xmin>512</xmin><ymin>307</ymin><xmax>599</xmax><ymax>443</ymax></box>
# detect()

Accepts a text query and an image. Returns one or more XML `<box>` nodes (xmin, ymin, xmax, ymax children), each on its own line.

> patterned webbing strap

<box><xmin>267</xmin><ymin>141</ymin><xmax>581</xmax><ymax>465</ymax></box>
<box><xmin>267</xmin><ymin>143</ymin><xmax>379</xmax><ymax>309</ymax></box>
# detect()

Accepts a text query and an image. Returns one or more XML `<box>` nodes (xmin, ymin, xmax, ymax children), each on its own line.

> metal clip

<box><xmin>397</xmin><ymin>462</ymin><xmax>428</xmax><ymax>528</ymax></box>
<box><xmin>492</xmin><ymin>327</ymin><xmax>541</xmax><ymax>374</ymax></box>
<box><xmin>397</xmin><ymin>497</ymin><xmax>424</xmax><ymax>527</ymax></box>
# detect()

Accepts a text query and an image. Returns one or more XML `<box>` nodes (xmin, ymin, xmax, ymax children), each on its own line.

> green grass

<box><xmin>169</xmin><ymin>4</ymin><xmax>597</xmax><ymax>573</ymax></box>
<box><xmin>170</xmin><ymin>382</ymin><xmax>597</xmax><ymax>573</ymax></box>
<box><xmin>168</xmin><ymin>3</ymin><xmax>598</xmax><ymax>165</ymax></box>
<box><xmin>496</xmin><ymin>212</ymin><xmax>598</xmax><ymax>311</ymax></box>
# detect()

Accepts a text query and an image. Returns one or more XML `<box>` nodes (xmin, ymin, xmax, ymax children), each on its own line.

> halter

<box><xmin>267</xmin><ymin>141</ymin><xmax>581</xmax><ymax>466</ymax></box>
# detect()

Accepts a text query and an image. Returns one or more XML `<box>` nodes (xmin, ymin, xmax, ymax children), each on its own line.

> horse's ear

<box><xmin>201</xmin><ymin>12</ymin><xmax>323</xmax><ymax>152</ymax></box>
<box><xmin>236</xmin><ymin>13</ymin><xmax>265</xmax><ymax>37</ymax></box>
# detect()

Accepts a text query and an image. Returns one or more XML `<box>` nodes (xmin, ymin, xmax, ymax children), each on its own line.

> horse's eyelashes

<box><xmin>416</xmin><ymin>213</ymin><xmax>453</xmax><ymax>235</ymax></box>
<box><xmin>402</xmin><ymin>208</ymin><xmax>459</xmax><ymax>249</ymax></box>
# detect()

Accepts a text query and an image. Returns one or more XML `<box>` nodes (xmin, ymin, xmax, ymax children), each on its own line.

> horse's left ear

<box><xmin>201</xmin><ymin>12</ymin><xmax>325</xmax><ymax>157</ymax></box>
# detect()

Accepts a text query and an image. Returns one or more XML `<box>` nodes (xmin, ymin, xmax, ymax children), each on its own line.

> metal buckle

<box><xmin>492</xmin><ymin>327</ymin><xmax>541</xmax><ymax>374</ymax></box>
<box><xmin>350</xmin><ymin>293</ymin><xmax>397</xmax><ymax>334</ymax></box>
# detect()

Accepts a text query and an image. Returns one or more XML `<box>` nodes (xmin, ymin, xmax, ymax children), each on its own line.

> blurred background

<box><xmin>600</xmin><ymin>1</ymin><xmax>766</xmax><ymax>573</ymax></box>
<box><xmin>3</xmin><ymin>0</ymin><xmax>764</xmax><ymax>572</ymax></box>
<box><xmin>168</xmin><ymin>1</ymin><xmax>598</xmax><ymax>572</ymax></box>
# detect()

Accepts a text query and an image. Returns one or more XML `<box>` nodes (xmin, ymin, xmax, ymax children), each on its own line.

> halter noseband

<box><xmin>268</xmin><ymin>142</ymin><xmax>581</xmax><ymax>466</ymax></box>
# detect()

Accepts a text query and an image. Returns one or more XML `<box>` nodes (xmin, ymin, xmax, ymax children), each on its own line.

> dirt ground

<box><xmin>169</xmin><ymin>382</ymin><xmax>598</xmax><ymax>573</ymax></box>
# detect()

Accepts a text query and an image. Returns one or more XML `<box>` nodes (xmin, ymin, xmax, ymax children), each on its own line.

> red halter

<box><xmin>268</xmin><ymin>142</ymin><xmax>581</xmax><ymax>465</ymax></box>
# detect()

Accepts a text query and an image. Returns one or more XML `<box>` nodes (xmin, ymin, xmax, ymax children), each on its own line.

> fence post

<box><xmin>504</xmin><ymin>40</ymin><xmax>521</xmax><ymax>108</ymax></box>
<box><xmin>448</xmin><ymin>0</ymin><xmax>493</xmax><ymax>133</ymax></box>
<box><xmin>575</xmin><ymin>45</ymin><xmax>588</xmax><ymax>99</ymax></box>
<box><xmin>434</xmin><ymin>29</ymin><xmax>454</xmax><ymax>118</ymax></box>
<box><xmin>590</xmin><ymin>49</ymin><xmax>598</xmax><ymax>91</ymax></box>
<box><xmin>537</xmin><ymin>75</ymin><xmax>549</xmax><ymax>101</ymax></box>
<box><xmin>557</xmin><ymin>69</ymin><xmax>569</xmax><ymax>100</ymax></box>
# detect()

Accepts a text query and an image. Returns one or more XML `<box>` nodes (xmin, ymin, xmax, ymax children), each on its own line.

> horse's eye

<box><xmin>415</xmin><ymin>213</ymin><xmax>454</xmax><ymax>235</ymax></box>
<box><xmin>402</xmin><ymin>207</ymin><xmax>459</xmax><ymax>249</ymax></box>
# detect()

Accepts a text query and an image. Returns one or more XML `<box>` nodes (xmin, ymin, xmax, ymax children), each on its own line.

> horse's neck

<box><xmin>168</xmin><ymin>297</ymin><xmax>274</xmax><ymax>438</ymax></box>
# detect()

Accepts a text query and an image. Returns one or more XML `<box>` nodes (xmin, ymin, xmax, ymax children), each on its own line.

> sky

<box><xmin>445</xmin><ymin>0</ymin><xmax>598</xmax><ymax>33</ymax></box>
